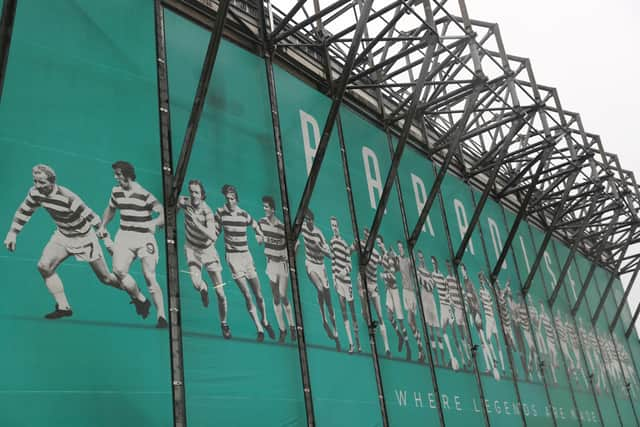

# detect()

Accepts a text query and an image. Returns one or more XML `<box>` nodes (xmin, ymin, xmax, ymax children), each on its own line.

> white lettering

<box><xmin>410</xmin><ymin>173</ymin><xmax>435</xmax><ymax>236</ymax></box>
<box><xmin>543</xmin><ymin>252</ymin><xmax>558</xmax><ymax>287</ymax></box>
<box><xmin>414</xmin><ymin>392</ymin><xmax>423</xmax><ymax>407</ymax></box>
<box><xmin>362</xmin><ymin>146</ymin><xmax>383</xmax><ymax>211</ymax></box>
<box><xmin>428</xmin><ymin>392</ymin><xmax>436</xmax><ymax>409</ymax></box>
<box><xmin>299</xmin><ymin>110</ymin><xmax>321</xmax><ymax>175</ymax></box>
<box><xmin>519</xmin><ymin>236</ymin><xmax>531</xmax><ymax>273</ymax></box>
<box><xmin>454</xmin><ymin>395</ymin><xmax>462</xmax><ymax>412</ymax></box>
<box><xmin>395</xmin><ymin>389</ymin><xmax>408</xmax><ymax>406</ymax></box>
<box><xmin>454</xmin><ymin>199</ymin><xmax>474</xmax><ymax>255</ymax></box>
<box><xmin>442</xmin><ymin>394</ymin><xmax>450</xmax><ymax>410</ymax></box>
<box><xmin>488</xmin><ymin>217</ymin><xmax>507</xmax><ymax>270</ymax></box>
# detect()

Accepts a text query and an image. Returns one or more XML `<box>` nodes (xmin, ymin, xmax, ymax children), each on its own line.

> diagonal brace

<box><xmin>172</xmin><ymin>0</ymin><xmax>232</xmax><ymax>204</ymax></box>
<box><xmin>291</xmin><ymin>0</ymin><xmax>374</xmax><ymax>239</ymax></box>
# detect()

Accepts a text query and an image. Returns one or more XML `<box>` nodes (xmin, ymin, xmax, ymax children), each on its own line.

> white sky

<box><xmin>463</xmin><ymin>0</ymin><xmax>640</xmax><ymax>326</ymax></box>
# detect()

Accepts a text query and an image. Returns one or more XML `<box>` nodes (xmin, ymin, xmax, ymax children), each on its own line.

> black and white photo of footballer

<box><xmin>430</xmin><ymin>259</ymin><xmax>461</xmax><ymax>369</ymax></box>
<box><xmin>587</xmin><ymin>326</ymin><xmax>607</xmax><ymax>393</ymax></box>
<box><xmin>495</xmin><ymin>280</ymin><xmax>516</xmax><ymax>353</ymax></box>
<box><xmin>377</xmin><ymin>236</ymin><xmax>410</xmax><ymax>360</ymax></box>
<box><xmin>177</xmin><ymin>180</ymin><xmax>230</xmax><ymax>339</ymax></box>
<box><xmin>215</xmin><ymin>184</ymin><xmax>275</xmax><ymax>342</ymax></box>
<box><xmin>396</xmin><ymin>241</ymin><xmax>425</xmax><ymax>363</ymax></box>
<box><xmin>478</xmin><ymin>271</ymin><xmax>505</xmax><ymax>376</ymax></box>
<box><xmin>4</xmin><ymin>164</ymin><xmax>145</xmax><ymax>320</ymax></box>
<box><xmin>98</xmin><ymin>161</ymin><xmax>167</xmax><ymax>328</ymax></box>
<box><xmin>516</xmin><ymin>295</ymin><xmax>539</xmax><ymax>381</ymax></box>
<box><xmin>353</xmin><ymin>228</ymin><xmax>391</xmax><ymax>356</ymax></box>
<box><xmin>446</xmin><ymin>260</ymin><xmax>471</xmax><ymax>368</ymax></box>
<box><xmin>526</xmin><ymin>296</ymin><xmax>546</xmax><ymax>378</ymax></box>
<box><xmin>577</xmin><ymin>318</ymin><xmax>597</xmax><ymax>388</ymax></box>
<box><xmin>258</xmin><ymin>196</ymin><xmax>295</xmax><ymax>344</ymax></box>
<box><xmin>296</xmin><ymin>209</ymin><xmax>340</xmax><ymax>351</ymax></box>
<box><xmin>537</xmin><ymin>301</ymin><xmax>559</xmax><ymax>383</ymax></box>
<box><xmin>329</xmin><ymin>216</ymin><xmax>360</xmax><ymax>354</ymax></box>
<box><xmin>461</xmin><ymin>265</ymin><xmax>499</xmax><ymax>380</ymax></box>
<box><xmin>567</xmin><ymin>318</ymin><xmax>589</xmax><ymax>388</ymax></box>
<box><xmin>416</xmin><ymin>252</ymin><xmax>456</xmax><ymax>368</ymax></box>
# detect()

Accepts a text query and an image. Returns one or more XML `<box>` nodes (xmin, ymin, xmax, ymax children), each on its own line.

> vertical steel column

<box><xmin>499</xmin><ymin>206</ymin><xmax>559</xmax><ymax>427</ymax></box>
<box><xmin>592</xmin><ymin>226</ymin><xmax>637</xmax><ymax>325</ymax></box>
<box><xmin>552</xmin><ymin>256</ymin><xmax>605</xmax><ymax>426</ymax></box>
<box><xmin>407</xmin><ymin>83</ymin><xmax>483</xmax><ymax>250</ymax></box>
<box><xmin>335</xmin><ymin>117</ymin><xmax>391</xmax><ymax>427</ymax></box>
<box><xmin>0</xmin><ymin>0</ymin><xmax>17</xmax><ymax>101</ymax></box>
<box><xmin>548</xmin><ymin>193</ymin><xmax>603</xmax><ymax>308</ymax></box>
<box><xmin>153</xmin><ymin>2</ymin><xmax>186</xmax><ymax>426</ymax></box>
<box><xmin>452</xmin><ymin>112</ymin><xmax>531</xmax><ymax>265</ymax></box>
<box><xmin>611</xmin><ymin>262</ymin><xmax>640</xmax><ymax>332</ymax></box>
<box><xmin>470</xmin><ymin>190</ymin><xmax>528</xmax><ymax>426</ymax></box>
<box><xmin>524</xmin><ymin>226</ymin><xmax>584</xmax><ymax>427</ymax></box>
<box><xmin>521</xmin><ymin>169</ymin><xmax>581</xmax><ymax>296</ymax></box>
<box><xmin>589</xmin><ymin>269</ymin><xmax>640</xmax><ymax>426</ymax></box>
<box><xmin>436</xmin><ymin>164</ymin><xmax>491</xmax><ymax>427</ymax></box>
<box><xmin>625</xmin><ymin>303</ymin><xmax>640</xmax><ymax>338</ymax></box>
<box><xmin>290</xmin><ymin>0</ymin><xmax>374</xmax><ymax>239</ymax></box>
<box><xmin>171</xmin><ymin>0</ymin><xmax>231</xmax><ymax>203</ymax></box>
<box><xmin>311</xmin><ymin>1</ymin><xmax>390</xmax><ymax>424</ymax></box>
<box><xmin>579</xmin><ymin>264</ymin><xmax>627</xmax><ymax>427</ymax></box>
<box><xmin>256</xmin><ymin>2</ymin><xmax>316</xmax><ymax>425</ymax></box>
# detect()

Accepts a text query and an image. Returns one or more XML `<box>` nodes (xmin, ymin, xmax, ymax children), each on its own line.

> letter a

<box><xmin>454</xmin><ymin>199</ymin><xmax>474</xmax><ymax>255</ymax></box>
<box><xmin>411</xmin><ymin>173</ymin><xmax>435</xmax><ymax>236</ymax></box>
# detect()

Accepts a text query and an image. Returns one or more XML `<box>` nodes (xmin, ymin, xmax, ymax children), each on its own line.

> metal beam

<box><xmin>172</xmin><ymin>0</ymin><xmax>231</xmax><ymax>204</ymax></box>
<box><xmin>626</xmin><ymin>302</ymin><xmax>640</xmax><ymax>338</ymax></box>
<box><xmin>153</xmin><ymin>2</ymin><xmax>186</xmax><ymax>426</ymax></box>
<box><xmin>363</xmin><ymin>39</ymin><xmax>438</xmax><ymax>260</ymax></box>
<box><xmin>257</xmin><ymin>1</ymin><xmax>317</xmax><ymax>425</ymax></box>
<box><xmin>290</xmin><ymin>0</ymin><xmax>374</xmax><ymax>239</ymax></box>
<box><xmin>548</xmin><ymin>190</ymin><xmax>603</xmax><ymax>307</ymax></box>
<box><xmin>453</xmin><ymin>111</ymin><xmax>531</xmax><ymax>264</ymax></box>
<box><xmin>592</xmin><ymin>229</ymin><xmax>636</xmax><ymax>324</ymax></box>
<box><xmin>271</xmin><ymin>0</ymin><xmax>352</xmax><ymax>44</ymax></box>
<box><xmin>572</xmin><ymin>263</ymin><xmax>597</xmax><ymax>315</ymax></box>
<box><xmin>610</xmin><ymin>262</ymin><xmax>640</xmax><ymax>332</ymax></box>
<box><xmin>521</xmin><ymin>169</ymin><xmax>581</xmax><ymax>295</ymax></box>
<box><xmin>489</xmin><ymin>144</ymin><xmax>554</xmax><ymax>282</ymax></box>
<box><xmin>0</xmin><ymin>0</ymin><xmax>17</xmax><ymax>102</ymax></box>
<box><xmin>407</xmin><ymin>83</ymin><xmax>483</xmax><ymax>249</ymax></box>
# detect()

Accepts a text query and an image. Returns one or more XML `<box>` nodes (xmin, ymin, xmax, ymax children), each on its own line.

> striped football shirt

<box><xmin>183</xmin><ymin>200</ymin><xmax>216</xmax><ymax>249</ymax></box>
<box><xmin>258</xmin><ymin>216</ymin><xmax>287</xmax><ymax>259</ymax></box>
<box><xmin>432</xmin><ymin>271</ymin><xmax>449</xmax><ymax>306</ymax></box>
<box><xmin>541</xmin><ymin>311</ymin><xmax>556</xmax><ymax>344</ymax></box>
<box><xmin>109</xmin><ymin>182</ymin><xmax>158</xmax><ymax>234</ymax></box>
<box><xmin>214</xmin><ymin>204</ymin><xmax>257</xmax><ymax>253</ymax></box>
<box><xmin>11</xmin><ymin>185</ymin><xmax>100</xmax><ymax>237</ymax></box>
<box><xmin>496</xmin><ymin>288</ymin><xmax>511</xmax><ymax>328</ymax></box>
<box><xmin>397</xmin><ymin>256</ymin><xmax>416</xmax><ymax>291</ymax></box>
<box><xmin>330</xmin><ymin>235</ymin><xmax>351</xmax><ymax>285</ymax></box>
<box><xmin>300</xmin><ymin>224</ymin><xmax>328</xmax><ymax>265</ymax></box>
<box><xmin>381</xmin><ymin>251</ymin><xmax>398</xmax><ymax>288</ymax></box>
<box><xmin>417</xmin><ymin>267</ymin><xmax>433</xmax><ymax>292</ymax></box>
<box><xmin>479</xmin><ymin>286</ymin><xmax>495</xmax><ymax>319</ymax></box>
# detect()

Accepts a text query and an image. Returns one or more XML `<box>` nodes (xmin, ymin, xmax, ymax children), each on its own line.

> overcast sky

<box><xmin>463</xmin><ymin>0</ymin><xmax>640</xmax><ymax>325</ymax></box>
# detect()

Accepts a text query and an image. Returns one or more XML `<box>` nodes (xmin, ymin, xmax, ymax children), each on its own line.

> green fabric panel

<box><xmin>274</xmin><ymin>65</ymin><xmax>382</xmax><ymax>426</ymax></box>
<box><xmin>0</xmin><ymin>1</ymin><xmax>171</xmax><ymax>425</ymax></box>
<box><xmin>163</xmin><ymin>12</ymin><xmax>307</xmax><ymax>426</ymax></box>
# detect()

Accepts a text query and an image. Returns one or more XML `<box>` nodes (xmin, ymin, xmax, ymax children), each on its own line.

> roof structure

<box><xmin>157</xmin><ymin>0</ymin><xmax>640</xmax><ymax>334</ymax></box>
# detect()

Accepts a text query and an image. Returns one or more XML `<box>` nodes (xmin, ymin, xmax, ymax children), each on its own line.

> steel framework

<box><xmin>3</xmin><ymin>0</ymin><xmax>640</xmax><ymax>425</ymax></box>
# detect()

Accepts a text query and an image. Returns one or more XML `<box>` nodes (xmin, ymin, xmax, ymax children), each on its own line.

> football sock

<box><xmin>148</xmin><ymin>279</ymin><xmax>166</xmax><ymax>320</ymax></box>
<box><xmin>283</xmin><ymin>301</ymin><xmax>294</xmax><ymax>326</ymax></box>
<box><xmin>215</xmin><ymin>289</ymin><xmax>228</xmax><ymax>323</ymax></box>
<box><xmin>344</xmin><ymin>320</ymin><xmax>353</xmax><ymax>346</ymax></box>
<box><xmin>273</xmin><ymin>302</ymin><xmax>285</xmax><ymax>331</ymax></box>
<box><xmin>45</xmin><ymin>273</ymin><xmax>70</xmax><ymax>310</ymax></box>
<box><xmin>121</xmin><ymin>274</ymin><xmax>145</xmax><ymax>301</ymax></box>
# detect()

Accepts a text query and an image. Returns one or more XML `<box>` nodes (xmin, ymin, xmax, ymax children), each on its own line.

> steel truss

<box><xmin>150</xmin><ymin>0</ymin><xmax>640</xmax><ymax>424</ymax></box>
<box><xmin>3</xmin><ymin>0</ymin><xmax>640</xmax><ymax>425</ymax></box>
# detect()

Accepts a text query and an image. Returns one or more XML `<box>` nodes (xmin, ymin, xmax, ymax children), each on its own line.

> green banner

<box><xmin>164</xmin><ymin>12</ymin><xmax>306</xmax><ymax>426</ymax></box>
<box><xmin>274</xmin><ymin>65</ymin><xmax>382</xmax><ymax>426</ymax></box>
<box><xmin>0</xmin><ymin>2</ymin><xmax>171</xmax><ymax>425</ymax></box>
